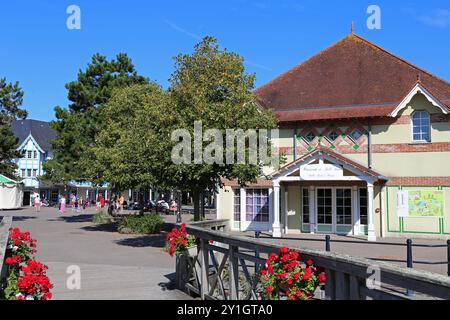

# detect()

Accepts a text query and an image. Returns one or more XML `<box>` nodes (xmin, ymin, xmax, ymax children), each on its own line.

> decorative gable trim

<box><xmin>390</xmin><ymin>83</ymin><xmax>449</xmax><ymax>117</ymax></box>
<box><xmin>17</xmin><ymin>133</ymin><xmax>45</xmax><ymax>154</ymax></box>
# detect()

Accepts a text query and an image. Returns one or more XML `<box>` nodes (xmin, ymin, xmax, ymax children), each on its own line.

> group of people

<box><xmin>30</xmin><ymin>190</ymin><xmax>180</xmax><ymax>216</ymax></box>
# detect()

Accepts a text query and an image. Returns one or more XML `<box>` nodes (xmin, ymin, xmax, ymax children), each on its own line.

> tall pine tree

<box><xmin>0</xmin><ymin>78</ymin><xmax>27</xmax><ymax>177</ymax></box>
<box><xmin>43</xmin><ymin>53</ymin><xmax>148</xmax><ymax>191</ymax></box>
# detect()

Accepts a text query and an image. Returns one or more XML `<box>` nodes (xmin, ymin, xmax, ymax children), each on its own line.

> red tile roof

<box><xmin>255</xmin><ymin>33</ymin><xmax>450</xmax><ymax>122</ymax></box>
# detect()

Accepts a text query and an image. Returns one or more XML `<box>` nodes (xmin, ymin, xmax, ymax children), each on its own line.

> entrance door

<box><xmin>335</xmin><ymin>188</ymin><xmax>353</xmax><ymax>234</ymax></box>
<box><xmin>316</xmin><ymin>188</ymin><xmax>333</xmax><ymax>233</ymax></box>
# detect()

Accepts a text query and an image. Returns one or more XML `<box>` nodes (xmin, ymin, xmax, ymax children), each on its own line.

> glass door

<box><xmin>336</xmin><ymin>188</ymin><xmax>352</xmax><ymax>234</ymax></box>
<box><xmin>316</xmin><ymin>188</ymin><xmax>333</xmax><ymax>233</ymax></box>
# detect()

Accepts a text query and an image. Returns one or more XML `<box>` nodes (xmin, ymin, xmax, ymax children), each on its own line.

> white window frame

<box><xmin>411</xmin><ymin>111</ymin><xmax>431</xmax><ymax>143</ymax></box>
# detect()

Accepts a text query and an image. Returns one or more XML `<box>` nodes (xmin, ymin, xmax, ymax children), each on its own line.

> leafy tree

<box><xmin>90</xmin><ymin>83</ymin><xmax>179</xmax><ymax>213</ymax></box>
<box><xmin>169</xmin><ymin>36</ymin><xmax>278</xmax><ymax>220</ymax></box>
<box><xmin>43</xmin><ymin>53</ymin><xmax>148</xmax><ymax>191</ymax></box>
<box><xmin>0</xmin><ymin>78</ymin><xmax>27</xmax><ymax>177</ymax></box>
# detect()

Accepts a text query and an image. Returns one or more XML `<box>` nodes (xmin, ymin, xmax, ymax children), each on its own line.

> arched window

<box><xmin>412</xmin><ymin>111</ymin><xmax>430</xmax><ymax>142</ymax></box>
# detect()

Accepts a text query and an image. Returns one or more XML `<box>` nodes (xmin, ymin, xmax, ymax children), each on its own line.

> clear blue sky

<box><xmin>0</xmin><ymin>0</ymin><xmax>449</xmax><ymax>121</ymax></box>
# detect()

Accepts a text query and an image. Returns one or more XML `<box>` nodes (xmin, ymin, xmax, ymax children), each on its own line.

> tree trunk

<box><xmin>192</xmin><ymin>189</ymin><xmax>200</xmax><ymax>221</ymax></box>
<box><xmin>200</xmin><ymin>191</ymin><xmax>205</xmax><ymax>220</ymax></box>
<box><xmin>139</xmin><ymin>190</ymin><xmax>145</xmax><ymax>215</ymax></box>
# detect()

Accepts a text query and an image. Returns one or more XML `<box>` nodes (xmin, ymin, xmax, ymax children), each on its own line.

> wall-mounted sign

<box><xmin>300</xmin><ymin>164</ymin><xmax>343</xmax><ymax>180</ymax></box>
<box><xmin>396</xmin><ymin>190</ymin><xmax>444</xmax><ymax>217</ymax></box>
<box><xmin>408</xmin><ymin>190</ymin><xmax>444</xmax><ymax>217</ymax></box>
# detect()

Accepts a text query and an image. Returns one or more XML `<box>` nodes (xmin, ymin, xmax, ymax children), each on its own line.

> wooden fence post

<box><xmin>200</xmin><ymin>239</ymin><xmax>209</xmax><ymax>299</ymax></box>
<box><xmin>229</xmin><ymin>245</ymin><xmax>239</xmax><ymax>300</ymax></box>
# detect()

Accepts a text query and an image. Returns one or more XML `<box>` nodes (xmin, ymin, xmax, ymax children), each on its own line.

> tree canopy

<box><xmin>45</xmin><ymin>37</ymin><xmax>279</xmax><ymax>221</ymax></box>
<box><xmin>43</xmin><ymin>53</ymin><xmax>149</xmax><ymax>187</ymax></box>
<box><xmin>168</xmin><ymin>36</ymin><xmax>278</xmax><ymax>220</ymax></box>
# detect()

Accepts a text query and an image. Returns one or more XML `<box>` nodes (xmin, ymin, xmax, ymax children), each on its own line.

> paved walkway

<box><xmin>233</xmin><ymin>231</ymin><xmax>449</xmax><ymax>275</ymax></box>
<box><xmin>1</xmin><ymin>206</ymin><xmax>190</xmax><ymax>300</ymax></box>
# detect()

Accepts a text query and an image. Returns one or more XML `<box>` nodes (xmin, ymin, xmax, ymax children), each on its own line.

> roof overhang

<box><xmin>270</xmin><ymin>146</ymin><xmax>388</xmax><ymax>184</ymax></box>
<box><xmin>389</xmin><ymin>83</ymin><xmax>449</xmax><ymax>117</ymax></box>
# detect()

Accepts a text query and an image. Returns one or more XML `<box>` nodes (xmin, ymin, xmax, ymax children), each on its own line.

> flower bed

<box><xmin>260</xmin><ymin>247</ymin><xmax>326</xmax><ymax>300</ymax></box>
<box><xmin>2</xmin><ymin>228</ymin><xmax>53</xmax><ymax>300</ymax></box>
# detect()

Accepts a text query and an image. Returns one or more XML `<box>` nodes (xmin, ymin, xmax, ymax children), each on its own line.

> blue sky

<box><xmin>0</xmin><ymin>0</ymin><xmax>449</xmax><ymax>121</ymax></box>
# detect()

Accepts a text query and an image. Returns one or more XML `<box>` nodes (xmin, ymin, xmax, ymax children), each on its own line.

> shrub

<box><xmin>92</xmin><ymin>210</ymin><xmax>115</xmax><ymax>224</ymax></box>
<box><xmin>118</xmin><ymin>214</ymin><xmax>164</xmax><ymax>234</ymax></box>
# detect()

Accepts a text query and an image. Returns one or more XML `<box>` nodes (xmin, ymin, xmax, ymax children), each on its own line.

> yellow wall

<box><xmin>217</xmin><ymin>186</ymin><xmax>234</xmax><ymax>221</ymax></box>
<box><xmin>346</xmin><ymin>152</ymin><xmax>450</xmax><ymax>177</ymax></box>
<box><xmin>285</xmin><ymin>185</ymin><xmax>301</xmax><ymax>230</ymax></box>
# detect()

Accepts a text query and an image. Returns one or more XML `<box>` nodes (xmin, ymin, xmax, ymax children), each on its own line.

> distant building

<box><xmin>11</xmin><ymin>119</ymin><xmax>108</xmax><ymax>205</ymax></box>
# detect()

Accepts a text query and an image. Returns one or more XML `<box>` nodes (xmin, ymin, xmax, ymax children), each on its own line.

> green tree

<box><xmin>0</xmin><ymin>78</ymin><xmax>27</xmax><ymax>177</ymax></box>
<box><xmin>169</xmin><ymin>36</ymin><xmax>278</xmax><ymax>220</ymax></box>
<box><xmin>90</xmin><ymin>83</ymin><xmax>179</xmax><ymax>213</ymax></box>
<box><xmin>43</xmin><ymin>53</ymin><xmax>148</xmax><ymax>192</ymax></box>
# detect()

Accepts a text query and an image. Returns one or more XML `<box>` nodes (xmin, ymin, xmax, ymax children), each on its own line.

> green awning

<box><xmin>0</xmin><ymin>174</ymin><xmax>17</xmax><ymax>185</ymax></box>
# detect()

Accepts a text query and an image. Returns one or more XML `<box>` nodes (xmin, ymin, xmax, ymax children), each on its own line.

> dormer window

<box><xmin>412</xmin><ymin>111</ymin><xmax>430</xmax><ymax>142</ymax></box>
<box><xmin>27</xmin><ymin>151</ymin><xmax>32</xmax><ymax>159</ymax></box>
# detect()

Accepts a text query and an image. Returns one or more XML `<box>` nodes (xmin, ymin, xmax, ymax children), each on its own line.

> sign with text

<box><xmin>300</xmin><ymin>164</ymin><xmax>343</xmax><ymax>180</ymax></box>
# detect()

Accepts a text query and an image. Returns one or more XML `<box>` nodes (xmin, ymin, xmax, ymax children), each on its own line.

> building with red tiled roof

<box><xmin>217</xmin><ymin>32</ymin><xmax>450</xmax><ymax>241</ymax></box>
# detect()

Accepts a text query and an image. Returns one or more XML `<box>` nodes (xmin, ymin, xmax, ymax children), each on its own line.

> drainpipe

<box><xmin>367</xmin><ymin>120</ymin><xmax>372</xmax><ymax>169</ymax></box>
<box><xmin>293</xmin><ymin>128</ymin><xmax>298</xmax><ymax>160</ymax></box>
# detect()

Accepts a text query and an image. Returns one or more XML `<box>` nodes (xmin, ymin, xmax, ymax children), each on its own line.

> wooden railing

<box><xmin>0</xmin><ymin>216</ymin><xmax>13</xmax><ymax>285</ymax></box>
<box><xmin>170</xmin><ymin>219</ymin><xmax>450</xmax><ymax>300</ymax></box>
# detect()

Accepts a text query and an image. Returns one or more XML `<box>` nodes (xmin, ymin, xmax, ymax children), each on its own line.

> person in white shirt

<box><xmin>34</xmin><ymin>193</ymin><xmax>41</xmax><ymax>212</ymax></box>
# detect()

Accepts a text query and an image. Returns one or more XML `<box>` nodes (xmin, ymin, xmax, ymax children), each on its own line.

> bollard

<box><xmin>406</xmin><ymin>239</ymin><xmax>413</xmax><ymax>268</ymax></box>
<box><xmin>406</xmin><ymin>239</ymin><xmax>414</xmax><ymax>297</ymax></box>
<box><xmin>176</xmin><ymin>211</ymin><xmax>182</xmax><ymax>223</ymax></box>
<box><xmin>325</xmin><ymin>235</ymin><xmax>331</xmax><ymax>252</ymax></box>
<box><xmin>447</xmin><ymin>240</ymin><xmax>450</xmax><ymax>277</ymax></box>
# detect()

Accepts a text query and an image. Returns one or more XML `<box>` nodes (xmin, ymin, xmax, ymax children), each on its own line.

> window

<box><xmin>350</xmin><ymin>130</ymin><xmax>362</xmax><ymax>141</ymax></box>
<box><xmin>317</xmin><ymin>189</ymin><xmax>332</xmax><ymax>224</ymax></box>
<box><xmin>304</xmin><ymin>132</ymin><xmax>316</xmax><ymax>143</ymax></box>
<box><xmin>27</xmin><ymin>151</ymin><xmax>32</xmax><ymax>159</ymax></box>
<box><xmin>32</xmin><ymin>169</ymin><xmax>37</xmax><ymax>177</ymax></box>
<box><xmin>27</xmin><ymin>169</ymin><xmax>31</xmax><ymax>177</ymax></box>
<box><xmin>302</xmin><ymin>188</ymin><xmax>310</xmax><ymax>224</ymax></box>
<box><xmin>359</xmin><ymin>188</ymin><xmax>368</xmax><ymax>225</ymax></box>
<box><xmin>33</xmin><ymin>151</ymin><xmax>37</xmax><ymax>158</ymax></box>
<box><xmin>412</xmin><ymin>111</ymin><xmax>430</xmax><ymax>142</ymax></box>
<box><xmin>233</xmin><ymin>189</ymin><xmax>241</xmax><ymax>222</ymax></box>
<box><xmin>245</xmin><ymin>189</ymin><xmax>269</xmax><ymax>222</ymax></box>
<box><xmin>328</xmin><ymin>131</ymin><xmax>339</xmax><ymax>142</ymax></box>
<box><xmin>336</xmin><ymin>189</ymin><xmax>352</xmax><ymax>225</ymax></box>
<box><xmin>21</xmin><ymin>169</ymin><xmax>25</xmax><ymax>177</ymax></box>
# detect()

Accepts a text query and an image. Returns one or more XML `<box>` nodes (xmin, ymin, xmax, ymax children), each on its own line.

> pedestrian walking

<box><xmin>119</xmin><ymin>194</ymin><xmax>125</xmax><ymax>213</ymax></box>
<box><xmin>170</xmin><ymin>199</ymin><xmax>178</xmax><ymax>215</ymax></box>
<box><xmin>60</xmin><ymin>196</ymin><xmax>66</xmax><ymax>214</ymax></box>
<box><xmin>34</xmin><ymin>193</ymin><xmax>41</xmax><ymax>212</ymax></box>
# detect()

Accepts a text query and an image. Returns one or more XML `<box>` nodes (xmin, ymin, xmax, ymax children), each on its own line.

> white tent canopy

<box><xmin>0</xmin><ymin>174</ymin><xmax>23</xmax><ymax>210</ymax></box>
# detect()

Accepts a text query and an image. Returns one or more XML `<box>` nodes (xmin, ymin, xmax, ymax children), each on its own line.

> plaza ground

<box><xmin>1</xmin><ymin>206</ymin><xmax>190</xmax><ymax>300</ymax></box>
